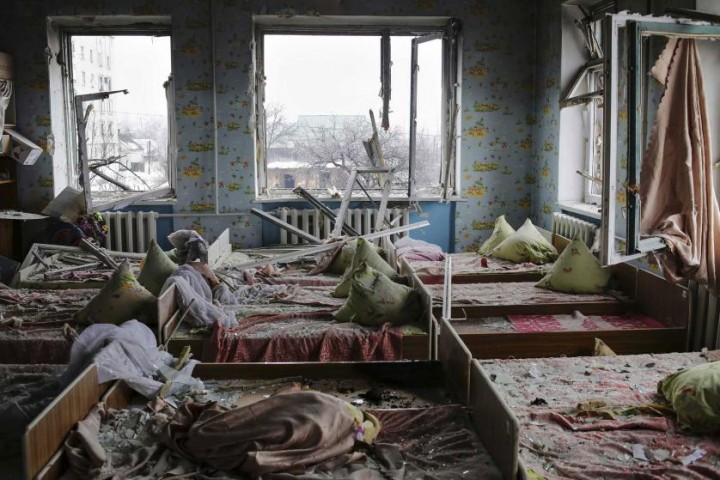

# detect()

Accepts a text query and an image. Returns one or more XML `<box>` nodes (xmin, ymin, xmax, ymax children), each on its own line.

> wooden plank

<box><xmin>635</xmin><ymin>268</ymin><xmax>690</xmax><ymax>330</ymax></box>
<box><xmin>251</xmin><ymin>208</ymin><xmax>321</xmax><ymax>244</ymax></box>
<box><xmin>399</xmin><ymin>255</ymin><xmax>433</xmax><ymax>359</ymax></box>
<box><xmin>227</xmin><ymin>220</ymin><xmax>430</xmax><ymax>271</ymax></box>
<box><xmin>459</xmin><ymin>327</ymin><xmax>686</xmax><ymax>360</ymax></box>
<box><xmin>438</xmin><ymin>317</ymin><xmax>472</xmax><ymax>405</ymax></box>
<box><xmin>331</xmin><ymin>170</ymin><xmax>358</xmax><ymax>238</ymax></box>
<box><xmin>437</xmin><ymin>300</ymin><xmax>634</xmax><ymax>318</ymax></box>
<box><xmin>469</xmin><ymin>360</ymin><xmax>519</xmax><ymax>480</ymax></box>
<box><xmin>156</xmin><ymin>283</ymin><xmax>177</xmax><ymax>345</ymax></box>
<box><xmin>207</xmin><ymin>228</ymin><xmax>232</xmax><ymax>269</ymax></box>
<box><xmin>23</xmin><ymin>365</ymin><xmax>112</xmax><ymax>480</ymax></box>
<box><xmin>191</xmin><ymin>361</ymin><xmax>445</xmax><ymax>385</ymax></box>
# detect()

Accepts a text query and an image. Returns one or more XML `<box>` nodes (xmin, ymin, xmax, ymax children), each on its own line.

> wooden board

<box><xmin>469</xmin><ymin>359</ymin><xmax>519</xmax><ymax>480</ymax></box>
<box><xmin>207</xmin><ymin>228</ymin><xmax>232</xmax><ymax>269</ymax></box>
<box><xmin>399</xmin><ymin>255</ymin><xmax>434</xmax><ymax>359</ymax></box>
<box><xmin>23</xmin><ymin>365</ymin><xmax>113</xmax><ymax>480</ymax></box>
<box><xmin>438</xmin><ymin>317</ymin><xmax>472</xmax><ymax>405</ymax></box>
<box><xmin>157</xmin><ymin>283</ymin><xmax>178</xmax><ymax>346</ymax></box>
<box><xmin>457</xmin><ymin>326</ymin><xmax>686</xmax><ymax>359</ymax></box>
<box><xmin>436</xmin><ymin>299</ymin><xmax>634</xmax><ymax>318</ymax></box>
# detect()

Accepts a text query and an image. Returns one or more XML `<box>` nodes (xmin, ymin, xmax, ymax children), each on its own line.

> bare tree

<box><xmin>265</xmin><ymin>103</ymin><xmax>297</xmax><ymax>149</ymax></box>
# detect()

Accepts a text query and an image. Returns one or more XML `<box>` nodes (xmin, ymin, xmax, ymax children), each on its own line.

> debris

<box><xmin>527</xmin><ymin>363</ymin><xmax>540</xmax><ymax>379</ymax></box>
<box><xmin>632</xmin><ymin>444</ymin><xmax>648</xmax><ymax>461</ymax></box>
<box><xmin>680</xmin><ymin>448</ymin><xmax>706</xmax><ymax>466</ymax></box>
<box><xmin>530</xmin><ymin>397</ymin><xmax>548</xmax><ymax>406</ymax></box>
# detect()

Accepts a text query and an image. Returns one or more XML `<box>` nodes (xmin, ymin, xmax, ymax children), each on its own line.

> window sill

<box><xmin>254</xmin><ymin>192</ymin><xmax>464</xmax><ymax>204</ymax></box>
<box><xmin>558</xmin><ymin>200</ymin><xmax>601</xmax><ymax>220</ymax></box>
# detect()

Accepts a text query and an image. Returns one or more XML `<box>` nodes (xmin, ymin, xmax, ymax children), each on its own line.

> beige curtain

<box><xmin>640</xmin><ymin>38</ymin><xmax>720</xmax><ymax>294</ymax></box>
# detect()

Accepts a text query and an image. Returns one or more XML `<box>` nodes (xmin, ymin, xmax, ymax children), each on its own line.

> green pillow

<box><xmin>491</xmin><ymin>219</ymin><xmax>558</xmax><ymax>264</ymax></box>
<box><xmin>535</xmin><ymin>236</ymin><xmax>609</xmax><ymax>293</ymax></box>
<box><xmin>333</xmin><ymin>238</ymin><xmax>399</xmax><ymax>298</ymax></box>
<box><xmin>137</xmin><ymin>238</ymin><xmax>179</xmax><ymax>296</ymax></box>
<box><xmin>659</xmin><ymin>361</ymin><xmax>720</xmax><ymax>432</ymax></box>
<box><xmin>326</xmin><ymin>239</ymin><xmax>384</xmax><ymax>274</ymax></box>
<box><xmin>334</xmin><ymin>263</ymin><xmax>423</xmax><ymax>327</ymax></box>
<box><xmin>478</xmin><ymin>215</ymin><xmax>515</xmax><ymax>255</ymax></box>
<box><xmin>75</xmin><ymin>261</ymin><xmax>158</xmax><ymax>325</ymax></box>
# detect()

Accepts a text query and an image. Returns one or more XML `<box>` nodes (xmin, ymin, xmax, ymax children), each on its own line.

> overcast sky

<box><xmin>264</xmin><ymin>34</ymin><xmax>442</xmax><ymax>134</ymax></box>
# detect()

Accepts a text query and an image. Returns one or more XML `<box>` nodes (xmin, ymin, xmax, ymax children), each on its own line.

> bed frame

<box><xmin>400</xmin><ymin>233</ymin><xmax>569</xmax><ymax>286</ymax></box>
<box><xmin>157</xmin><ymin>256</ymin><xmax>436</xmax><ymax>361</ymax></box>
<box><xmin>23</xmin><ymin>328</ymin><xmax>474</xmax><ymax>480</ymax></box>
<box><xmin>446</xmin><ymin>264</ymin><xmax>689</xmax><ymax>359</ymax></box>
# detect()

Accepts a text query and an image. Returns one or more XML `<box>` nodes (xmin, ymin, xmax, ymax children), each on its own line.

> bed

<box><xmin>0</xmin><ymin>287</ymin><xmax>100</xmax><ymax>364</ymax></box>
<box><xmin>398</xmin><ymin>233</ymin><xmax>568</xmax><ymax>286</ymax></box>
<box><xmin>16</xmin><ymin>244</ymin><xmax>144</xmax><ymax>290</ymax></box>
<box><xmin>159</xmin><ymin>255</ymin><xmax>435</xmax><ymax>361</ymax></box>
<box><xmin>471</xmin><ymin>349</ymin><xmax>720</xmax><ymax>479</ymax></box>
<box><xmin>23</xmin><ymin>337</ymin><xmax>499</xmax><ymax>480</ymax></box>
<box><xmin>438</xmin><ymin>264</ymin><xmax>689</xmax><ymax>359</ymax></box>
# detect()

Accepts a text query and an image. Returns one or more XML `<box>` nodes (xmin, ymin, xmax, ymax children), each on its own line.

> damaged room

<box><xmin>3</xmin><ymin>0</ymin><xmax>720</xmax><ymax>478</ymax></box>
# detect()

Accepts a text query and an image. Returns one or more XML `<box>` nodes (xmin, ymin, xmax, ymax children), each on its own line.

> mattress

<box><xmin>430</xmin><ymin>282</ymin><xmax>626</xmax><ymax>306</ymax></box>
<box><xmin>408</xmin><ymin>253</ymin><xmax>549</xmax><ymax>284</ymax></box>
<box><xmin>480</xmin><ymin>351</ymin><xmax>720</xmax><ymax>479</ymax></box>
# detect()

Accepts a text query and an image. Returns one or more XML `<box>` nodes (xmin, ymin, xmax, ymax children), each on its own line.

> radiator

<box><xmin>100</xmin><ymin>211</ymin><xmax>159</xmax><ymax>253</ymax></box>
<box><xmin>273</xmin><ymin>207</ymin><xmax>410</xmax><ymax>245</ymax></box>
<box><xmin>552</xmin><ymin>212</ymin><xmax>599</xmax><ymax>248</ymax></box>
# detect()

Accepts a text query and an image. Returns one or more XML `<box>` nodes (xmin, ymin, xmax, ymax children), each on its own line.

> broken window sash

<box><xmin>441</xmin><ymin>19</ymin><xmax>461</xmax><ymax>200</ymax></box>
<box><xmin>600</xmin><ymin>13</ymin><xmax>720</xmax><ymax>266</ymax></box>
<box><xmin>380</xmin><ymin>30</ymin><xmax>391</xmax><ymax>131</ymax></box>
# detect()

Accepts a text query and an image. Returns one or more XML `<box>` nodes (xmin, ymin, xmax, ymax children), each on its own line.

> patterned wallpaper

<box><xmin>531</xmin><ymin>0</ymin><xmax>562</xmax><ymax>231</ymax></box>
<box><xmin>1</xmin><ymin>0</ymin><xmax>564</xmax><ymax>252</ymax></box>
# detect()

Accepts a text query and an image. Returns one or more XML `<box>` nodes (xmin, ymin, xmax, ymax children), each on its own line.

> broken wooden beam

<box><xmin>251</xmin><ymin>208</ymin><xmax>322</xmax><ymax>244</ymax></box>
<box><xmin>292</xmin><ymin>186</ymin><xmax>360</xmax><ymax>236</ymax></box>
<box><xmin>79</xmin><ymin>238</ymin><xmax>120</xmax><ymax>269</ymax></box>
<box><xmin>227</xmin><ymin>220</ymin><xmax>430</xmax><ymax>271</ymax></box>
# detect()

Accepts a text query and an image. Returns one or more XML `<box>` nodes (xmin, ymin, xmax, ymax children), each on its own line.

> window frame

<box><xmin>253</xmin><ymin>16</ymin><xmax>461</xmax><ymax>201</ymax></box>
<box><xmin>60</xmin><ymin>21</ymin><xmax>175</xmax><ymax>212</ymax></box>
<box><xmin>600</xmin><ymin>13</ymin><xmax>720</xmax><ymax>266</ymax></box>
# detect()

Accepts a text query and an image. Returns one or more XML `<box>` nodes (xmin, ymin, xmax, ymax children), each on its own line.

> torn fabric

<box><xmin>640</xmin><ymin>38</ymin><xmax>720</xmax><ymax>293</ymax></box>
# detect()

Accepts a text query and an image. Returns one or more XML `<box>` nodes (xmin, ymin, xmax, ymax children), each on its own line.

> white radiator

<box><xmin>552</xmin><ymin>212</ymin><xmax>599</xmax><ymax>247</ymax></box>
<box><xmin>100</xmin><ymin>211</ymin><xmax>159</xmax><ymax>253</ymax></box>
<box><xmin>273</xmin><ymin>207</ymin><xmax>410</xmax><ymax>245</ymax></box>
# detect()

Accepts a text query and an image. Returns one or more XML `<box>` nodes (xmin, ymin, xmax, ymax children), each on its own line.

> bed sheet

<box><xmin>409</xmin><ymin>253</ymin><xmax>548</xmax><ymax>284</ymax></box>
<box><xmin>480</xmin><ymin>351</ymin><xmax>720</xmax><ymax>479</ymax></box>
<box><xmin>429</xmin><ymin>282</ymin><xmax>625</xmax><ymax>306</ymax></box>
<box><xmin>0</xmin><ymin>288</ymin><xmax>97</xmax><ymax>363</ymax></box>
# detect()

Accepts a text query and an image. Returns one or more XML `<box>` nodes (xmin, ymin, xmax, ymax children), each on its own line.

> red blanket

<box><xmin>207</xmin><ymin>311</ymin><xmax>403</xmax><ymax>362</ymax></box>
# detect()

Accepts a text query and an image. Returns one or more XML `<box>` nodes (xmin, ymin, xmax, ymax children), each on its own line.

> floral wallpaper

<box><xmin>2</xmin><ymin>0</ymin><xmax>566</xmax><ymax>252</ymax></box>
<box><xmin>531</xmin><ymin>0</ymin><xmax>561</xmax><ymax>232</ymax></box>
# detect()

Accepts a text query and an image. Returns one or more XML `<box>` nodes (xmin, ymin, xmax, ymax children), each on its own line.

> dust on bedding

<box><xmin>409</xmin><ymin>253</ymin><xmax>546</xmax><ymax>283</ymax></box>
<box><xmin>429</xmin><ymin>282</ymin><xmax>626</xmax><ymax>306</ymax></box>
<box><xmin>0</xmin><ymin>289</ymin><xmax>96</xmax><ymax>363</ymax></box>
<box><xmin>451</xmin><ymin>312</ymin><xmax>666</xmax><ymax>334</ymax></box>
<box><xmin>208</xmin><ymin>311</ymin><xmax>404</xmax><ymax>362</ymax></box>
<box><xmin>482</xmin><ymin>351</ymin><xmax>720</xmax><ymax>479</ymax></box>
<box><xmin>78</xmin><ymin>381</ymin><xmax>500</xmax><ymax>479</ymax></box>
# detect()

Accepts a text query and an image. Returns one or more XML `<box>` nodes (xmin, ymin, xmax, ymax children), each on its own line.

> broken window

<box><xmin>254</xmin><ymin>18</ymin><xmax>461</xmax><ymax>200</ymax></box>
<box><xmin>65</xmin><ymin>32</ymin><xmax>174</xmax><ymax>211</ymax></box>
<box><xmin>561</xmin><ymin>1</ymin><xmax>615</xmax><ymax>207</ymax></box>
<box><xmin>599</xmin><ymin>13</ymin><xmax>720</xmax><ymax>265</ymax></box>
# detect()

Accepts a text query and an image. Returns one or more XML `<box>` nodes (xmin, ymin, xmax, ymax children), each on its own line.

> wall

<box><xmin>2</xmin><ymin>0</ymin><xmax>541</xmax><ymax>253</ymax></box>
<box><xmin>531</xmin><ymin>0</ymin><xmax>562</xmax><ymax>230</ymax></box>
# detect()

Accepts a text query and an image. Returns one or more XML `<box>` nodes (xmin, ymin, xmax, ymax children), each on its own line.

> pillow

<box><xmin>491</xmin><ymin>218</ymin><xmax>558</xmax><ymax>264</ymax></box>
<box><xmin>325</xmin><ymin>239</ymin><xmax>384</xmax><ymax>274</ymax></box>
<box><xmin>478</xmin><ymin>215</ymin><xmax>515</xmax><ymax>255</ymax></box>
<box><xmin>75</xmin><ymin>261</ymin><xmax>158</xmax><ymax>325</ymax></box>
<box><xmin>137</xmin><ymin>239</ymin><xmax>179</xmax><ymax>296</ymax></box>
<box><xmin>659</xmin><ymin>361</ymin><xmax>720</xmax><ymax>432</ymax></box>
<box><xmin>334</xmin><ymin>263</ymin><xmax>423</xmax><ymax>327</ymax></box>
<box><xmin>535</xmin><ymin>236</ymin><xmax>609</xmax><ymax>293</ymax></box>
<box><xmin>333</xmin><ymin>238</ymin><xmax>399</xmax><ymax>298</ymax></box>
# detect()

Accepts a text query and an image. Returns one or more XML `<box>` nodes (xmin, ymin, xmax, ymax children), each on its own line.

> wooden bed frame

<box><xmin>399</xmin><ymin>232</ymin><xmax>568</xmax><ymax>286</ymax></box>
<box><xmin>446</xmin><ymin>264</ymin><xmax>689</xmax><ymax>359</ymax></box>
<box><xmin>157</xmin><ymin>251</ymin><xmax>436</xmax><ymax>361</ymax></box>
<box><xmin>23</xmin><ymin>338</ymin><xmax>471</xmax><ymax>480</ymax></box>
